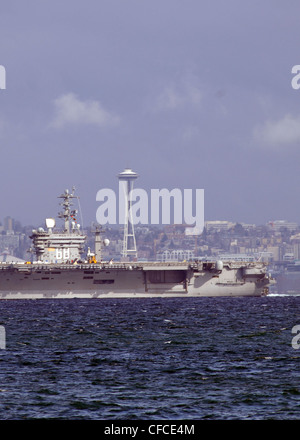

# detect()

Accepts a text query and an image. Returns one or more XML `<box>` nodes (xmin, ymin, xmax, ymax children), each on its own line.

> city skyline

<box><xmin>1</xmin><ymin>213</ymin><xmax>300</xmax><ymax>233</ymax></box>
<box><xmin>1</xmin><ymin>210</ymin><xmax>300</xmax><ymax>266</ymax></box>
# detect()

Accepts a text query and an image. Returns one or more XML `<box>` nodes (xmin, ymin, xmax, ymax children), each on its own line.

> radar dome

<box><xmin>45</xmin><ymin>218</ymin><xmax>55</xmax><ymax>229</ymax></box>
<box><xmin>215</xmin><ymin>260</ymin><xmax>223</xmax><ymax>271</ymax></box>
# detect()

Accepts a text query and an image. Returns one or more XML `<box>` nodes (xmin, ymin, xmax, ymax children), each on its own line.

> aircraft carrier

<box><xmin>0</xmin><ymin>188</ymin><xmax>273</xmax><ymax>299</ymax></box>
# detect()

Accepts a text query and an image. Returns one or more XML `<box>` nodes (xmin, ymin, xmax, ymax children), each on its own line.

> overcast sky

<box><xmin>1</xmin><ymin>0</ymin><xmax>300</xmax><ymax>227</ymax></box>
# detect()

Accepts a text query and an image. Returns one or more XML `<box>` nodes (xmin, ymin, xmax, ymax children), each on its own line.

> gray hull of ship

<box><xmin>0</xmin><ymin>262</ymin><xmax>270</xmax><ymax>299</ymax></box>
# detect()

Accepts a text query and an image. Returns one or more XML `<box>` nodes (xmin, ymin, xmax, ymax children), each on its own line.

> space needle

<box><xmin>118</xmin><ymin>168</ymin><xmax>139</xmax><ymax>260</ymax></box>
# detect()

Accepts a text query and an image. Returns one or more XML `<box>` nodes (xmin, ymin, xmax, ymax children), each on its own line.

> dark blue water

<box><xmin>0</xmin><ymin>295</ymin><xmax>300</xmax><ymax>420</ymax></box>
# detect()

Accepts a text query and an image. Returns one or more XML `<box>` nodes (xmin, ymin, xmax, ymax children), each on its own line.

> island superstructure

<box><xmin>29</xmin><ymin>188</ymin><xmax>86</xmax><ymax>263</ymax></box>
<box><xmin>0</xmin><ymin>187</ymin><xmax>273</xmax><ymax>299</ymax></box>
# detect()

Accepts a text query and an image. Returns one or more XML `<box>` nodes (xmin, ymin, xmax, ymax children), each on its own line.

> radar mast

<box><xmin>57</xmin><ymin>187</ymin><xmax>79</xmax><ymax>233</ymax></box>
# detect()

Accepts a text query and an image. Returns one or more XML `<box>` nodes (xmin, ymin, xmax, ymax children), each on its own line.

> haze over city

<box><xmin>0</xmin><ymin>1</ymin><xmax>300</xmax><ymax>227</ymax></box>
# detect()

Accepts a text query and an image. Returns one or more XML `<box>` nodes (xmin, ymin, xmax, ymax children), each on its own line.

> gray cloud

<box><xmin>154</xmin><ymin>78</ymin><xmax>203</xmax><ymax>111</ymax></box>
<box><xmin>50</xmin><ymin>93</ymin><xmax>120</xmax><ymax>129</ymax></box>
<box><xmin>254</xmin><ymin>113</ymin><xmax>300</xmax><ymax>148</ymax></box>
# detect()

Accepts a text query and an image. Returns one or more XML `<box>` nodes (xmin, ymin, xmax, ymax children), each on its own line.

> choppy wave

<box><xmin>0</xmin><ymin>296</ymin><xmax>300</xmax><ymax>419</ymax></box>
<box><xmin>268</xmin><ymin>293</ymin><xmax>300</xmax><ymax>297</ymax></box>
